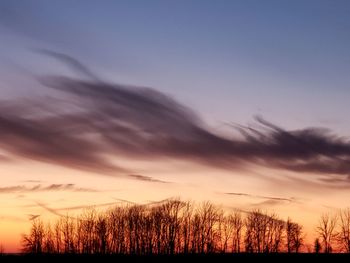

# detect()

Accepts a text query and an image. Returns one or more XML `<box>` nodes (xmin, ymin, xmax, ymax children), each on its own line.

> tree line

<box><xmin>21</xmin><ymin>199</ymin><xmax>350</xmax><ymax>254</ymax></box>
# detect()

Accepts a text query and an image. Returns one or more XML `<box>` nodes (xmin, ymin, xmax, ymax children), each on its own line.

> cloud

<box><xmin>0</xmin><ymin>184</ymin><xmax>96</xmax><ymax>193</ymax></box>
<box><xmin>1</xmin><ymin>52</ymin><xmax>350</xmax><ymax>183</ymax></box>
<box><xmin>20</xmin><ymin>180</ymin><xmax>43</xmax><ymax>183</ymax></box>
<box><xmin>316</xmin><ymin>175</ymin><xmax>350</xmax><ymax>189</ymax></box>
<box><xmin>34</xmin><ymin>201</ymin><xmax>124</xmax><ymax>219</ymax></box>
<box><xmin>35</xmin><ymin>49</ymin><xmax>99</xmax><ymax>80</ymax></box>
<box><xmin>249</xmin><ymin>199</ymin><xmax>288</xmax><ymax>208</ymax></box>
<box><xmin>128</xmin><ymin>174</ymin><xmax>171</xmax><ymax>184</ymax></box>
<box><xmin>34</xmin><ymin>198</ymin><xmax>183</xmax><ymax>219</ymax></box>
<box><xmin>112</xmin><ymin>198</ymin><xmax>137</xmax><ymax>205</ymax></box>
<box><xmin>27</xmin><ymin>214</ymin><xmax>40</xmax><ymax>221</ymax></box>
<box><xmin>111</xmin><ymin>197</ymin><xmax>176</xmax><ymax>207</ymax></box>
<box><xmin>225</xmin><ymin>192</ymin><xmax>295</xmax><ymax>203</ymax></box>
<box><xmin>0</xmin><ymin>154</ymin><xmax>11</xmax><ymax>161</ymax></box>
<box><xmin>35</xmin><ymin>202</ymin><xmax>65</xmax><ymax>218</ymax></box>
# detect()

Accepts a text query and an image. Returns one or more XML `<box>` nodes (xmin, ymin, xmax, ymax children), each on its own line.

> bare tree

<box><xmin>218</xmin><ymin>212</ymin><xmax>232</xmax><ymax>253</ymax></box>
<box><xmin>197</xmin><ymin>202</ymin><xmax>220</xmax><ymax>253</ymax></box>
<box><xmin>43</xmin><ymin>222</ymin><xmax>55</xmax><ymax>253</ymax></box>
<box><xmin>266</xmin><ymin>214</ymin><xmax>284</xmax><ymax>253</ymax></box>
<box><xmin>180</xmin><ymin>201</ymin><xmax>193</xmax><ymax>254</ymax></box>
<box><xmin>316</xmin><ymin>213</ymin><xmax>337</xmax><ymax>253</ymax></box>
<box><xmin>229</xmin><ymin>211</ymin><xmax>243</xmax><ymax>253</ymax></box>
<box><xmin>286</xmin><ymin>218</ymin><xmax>303</xmax><ymax>253</ymax></box>
<box><xmin>20</xmin><ymin>199</ymin><xmax>329</xmax><ymax>255</ymax></box>
<box><xmin>244</xmin><ymin>210</ymin><xmax>265</xmax><ymax>253</ymax></box>
<box><xmin>21</xmin><ymin>218</ymin><xmax>44</xmax><ymax>253</ymax></box>
<box><xmin>61</xmin><ymin>215</ymin><xmax>76</xmax><ymax>253</ymax></box>
<box><xmin>107</xmin><ymin>206</ymin><xmax>127</xmax><ymax>254</ymax></box>
<box><xmin>95</xmin><ymin>214</ymin><xmax>108</xmax><ymax>254</ymax></box>
<box><xmin>80</xmin><ymin>208</ymin><xmax>97</xmax><ymax>254</ymax></box>
<box><xmin>338</xmin><ymin>208</ymin><xmax>350</xmax><ymax>252</ymax></box>
<box><xmin>244</xmin><ymin>210</ymin><xmax>284</xmax><ymax>253</ymax></box>
<box><xmin>314</xmin><ymin>238</ymin><xmax>321</xmax><ymax>253</ymax></box>
<box><xmin>160</xmin><ymin>199</ymin><xmax>185</xmax><ymax>254</ymax></box>
<box><xmin>53</xmin><ymin>219</ymin><xmax>62</xmax><ymax>253</ymax></box>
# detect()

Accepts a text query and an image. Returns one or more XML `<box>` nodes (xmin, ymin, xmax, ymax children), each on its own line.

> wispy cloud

<box><xmin>111</xmin><ymin>197</ymin><xmax>174</xmax><ymax>207</ymax></box>
<box><xmin>35</xmin><ymin>202</ymin><xmax>65</xmax><ymax>217</ymax></box>
<box><xmin>0</xmin><ymin>184</ymin><xmax>96</xmax><ymax>193</ymax></box>
<box><xmin>34</xmin><ymin>201</ymin><xmax>123</xmax><ymax>219</ymax></box>
<box><xmin>1</xmin><ymin>51</ymin><xmax>350</xmax><ymax>183</ymax></box>
<box><xmin>225</xmin><ymin>192</ymin><xmax>304</xmax><ymax>209</ymax></box>
<box><xmin>20</xmin><ymin>180</ymin><xmax>43</xmax><ymax>183</ymax></box>
<box><xmin>27</xmin><ymin>214</ymin><xmax>40</xmax><ymax>221</ymax></box>
<box><xmin>128</xmin><ymin>174</ymin><xmax>171</xmax><ymax>184</ymax></box>
<box><xmin>35</xmin><ymin>197</ymin><xmax>183</xmax><ymax>219</ymax></box>
<box><xmin>225</xmin><ymin>192</ymin><xmax>295</xmax><ymax>203</ymax></box>
<box><xmin>249</xmin><ymin>199</ymin><xmax>291</xmax><ymax>208</ymax></box>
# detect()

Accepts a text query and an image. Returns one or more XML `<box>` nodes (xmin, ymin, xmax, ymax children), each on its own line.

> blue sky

<box><xmin>1</xmin><ymin>0</ymin><xmax>350</xmax><ymax>134</ymax></box>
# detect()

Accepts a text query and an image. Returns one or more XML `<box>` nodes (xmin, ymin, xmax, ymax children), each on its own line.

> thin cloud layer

<box><xmin>0</xmin><ymin>184</ymin><xmax>96</xmax><ymax>193</ymax></box>
<box><xmin>1</xmin><ymin>52</ymin><xmax>350</xmax><ymax>182</ymax></box>
<box><xmin>128</xmin><ymin>174</ymin><xmax>170</xmax><ymax>184</ymax></box>
<box><xmin>225</xmin><ymin>192</ymin><xmax>294</xmax><ymax>202</ymax></box>
<box><xmin>35</xmin><ymin>201</ymin><xmax>119</xmax><ymax>217</ymax></box>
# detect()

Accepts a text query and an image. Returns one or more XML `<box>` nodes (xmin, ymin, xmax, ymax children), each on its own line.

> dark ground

<box><xmin>1</xmin><ymin>254</ymin><xmax>350</xmax><ymax>263</ymax></box>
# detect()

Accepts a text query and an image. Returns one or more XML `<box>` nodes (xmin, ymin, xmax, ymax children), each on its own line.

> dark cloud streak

<box><xmin>0</xmin><ymin>184</ymin><xmax>96</xmax><ymax>193</ymax></box>
<box><xmin>128</xmin><ymin>174</ymin><xmax>171</xmax><ymax>184</ymax></box>
<box><xmin>225</xmin><ymin>192</ymin><xmax>294</xmax><ymax>202</ymax></box>
<box><xmin>35</xmin><ymin>49</ymin><xmax>99</xmax><ymax>81</ymax></box>
<box><xmin>1</xmin><ymin>52</ymin><xmax>350</xmax><ymax>183</ymax></box>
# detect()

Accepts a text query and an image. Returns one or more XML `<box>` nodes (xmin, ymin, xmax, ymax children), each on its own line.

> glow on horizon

<box><xmin>0</xmin><ymin>160</ymin><xmax>349</xmax><ymax>252</ymax></box>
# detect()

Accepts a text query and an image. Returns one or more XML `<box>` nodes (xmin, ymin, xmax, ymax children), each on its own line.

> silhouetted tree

<box><xmin>23</xmin><ymin>199</ymin><xmax>343</xmax><ymax>255</ymax></box>
<box><xmin>244</xmin><ymin>210</ymin><xmax>284</xmax><ymax>253</ymax></box>
<box><xmin>95</xmin><ymin>214</ymin><xmax>108</xmax><ymax>254</ymax></box>
<box><xmin>80</xmin><ymin>208</ymin><xmax>97</xmax><ymax>254</ymax></box>
<box><xmin>107</xmin><ymin>206</ymin><xmax>127</xmax><ymax>254</ymax></box>
<box><xmin>43</xmin><ymin>223</ymin><xmax>55</xmax><ymax>253</ymax></box>
<box><xmin>338</xmin><ymin>208</ymin><xmax>350</xmax><ymax>252</ymax></box>
<box><xmin>230</xmin><ymin>211</ymin><xmax>243</xmax><ymax>253</ymax></box>
<box><xmin>53</xmin><ymin>219</ymin><xmax>62</xmax><ymax>253</ymax></box>
<box><xmin>197</xmin><ymin>202</ymin><xmax>220</xmax><ymax>253</ymax></box>
<box><xmin>218</xmin><ymin>212</ymin><xmax>231</xmax><ymax>253</ymax></box>
<box><xmin>21</xmin><ymin>218</ymin><xmax>44</xmax><ymax>253</ymax></box>
<box><xmin>286</xmin><ymin>218</ymin><xmax>303</xmax><ymax>253</ymax></box>
<box><xmin>61</xmin><ymin>215</ymin><xmax>76</xmax><ymax>253</ymax></box>
<box><xmin>160</xmin><ymin>199</ymin><xmax>185</xmax><ymax>254</ymax></box>
<box><xmin>314</xmin><ymin>238</ymin><xmax>321</xmax><ymax>253</ymax></box>
<box><xmin>180</xmin><ymin>201</ymin><xmax>193</xmax><ymax>254</ymax></box>
<box><xmin>316</xmin><ymin>213</ymin><xmax>337</xmax><ymax>253</ymax></box>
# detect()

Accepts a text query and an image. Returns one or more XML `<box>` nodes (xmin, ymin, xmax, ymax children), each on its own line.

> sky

<box><xmin>1</xmin><ymin>0</ymin><xmax>350</xmax><ymax>252</ymax></box>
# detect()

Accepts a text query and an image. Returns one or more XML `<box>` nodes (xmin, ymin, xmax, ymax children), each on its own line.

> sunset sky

<box><xmin>1</xmin><ymin>0</ymin><xmax>350</xmax><ymax>252</ymax></box>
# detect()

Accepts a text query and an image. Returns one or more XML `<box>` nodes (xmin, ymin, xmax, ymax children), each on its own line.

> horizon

<box><xmin>1</xmin><ymin>0</ymin><xmax>350</xmax><ymax>253</ymax></box>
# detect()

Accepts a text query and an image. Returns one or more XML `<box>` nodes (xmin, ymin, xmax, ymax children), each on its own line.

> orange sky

<box><xmin>1</xmin><ymin>158</ymin><xmax>348</xmax><ymax>252</ymax></box>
